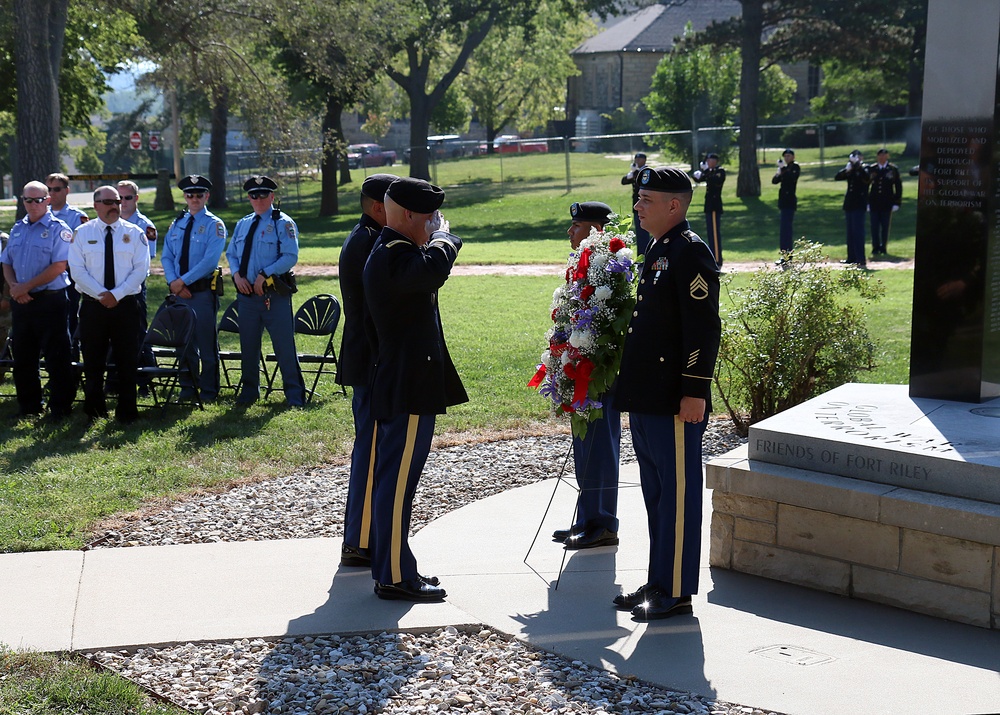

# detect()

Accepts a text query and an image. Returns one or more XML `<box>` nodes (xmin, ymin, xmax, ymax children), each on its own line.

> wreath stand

<box><xmin>523</xmin><ymin>440</ymin><xmax>580</xmax><ymax>590</ymax></box>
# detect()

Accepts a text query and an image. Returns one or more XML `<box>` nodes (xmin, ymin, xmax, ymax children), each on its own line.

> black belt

<box><xmin>29</xmin><ymin>288</ymin><xmax>67</xmax><ymax>297</ymax></box>
<box><xmin>187</xmin><ymin>277</ymin><xmax>213</xmax><ymax>292</ymax></box>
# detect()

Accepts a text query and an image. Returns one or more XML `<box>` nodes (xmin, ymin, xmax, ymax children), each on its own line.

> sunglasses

<box><xmin>184</xmin><ymin>192</ymin><xmax>206</xmax><ymax>199</ymax></box>
<box><xmin>248</xmin><ymin>190</ymin><xmax>273</xmax><ymax>199</ymax></box>
<box><xmin>22</xmin><ymin>196</ymin><xmax>47</xmax><ymax>204</ymax></box>
<box><xmin>46</xmin><ymin>185</ymin><xmax>67</xmax><ymax>192</ymax></box>
<box><xmin>119</xmin><ymin>194</ymin><xmax>136</xmax><ymax>201</ymax></box>
<box><xmin>97</xmin><ymin>199</ymin><xmax>122</xmax><ymax>206</ymax></box>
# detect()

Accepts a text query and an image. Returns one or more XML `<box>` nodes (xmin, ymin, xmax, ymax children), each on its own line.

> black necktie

<box><xmin>103</xmin><ymin>225</ymin><xmax>115</xmax><ymax>290</ymax></box>
<box><xmin>239</xmin><ymin>214</ymin><xmax>261</xmax><ymax>278</ymax></box>
<box><xmin>179</xmin><ymin>216</ymin><xmax>194</xmax><ymax>275</ymax></box>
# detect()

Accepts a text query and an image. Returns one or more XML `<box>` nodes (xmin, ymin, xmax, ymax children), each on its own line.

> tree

<box><xmin>463</xmin><ymin>2</ymin><xmax>594</xmax><ymax>150</ymax></box>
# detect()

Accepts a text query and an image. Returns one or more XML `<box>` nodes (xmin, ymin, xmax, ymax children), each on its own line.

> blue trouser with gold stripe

<box><xmin>370</xmin><ymin>412</ymin><xmax>436</xmax><ymax>584</ymax></box>
<box><xmin>704</xmin><ymin>210</ymin><xmax>722</xmax><ymax>266</ymax></box>
<box><xmin>344</xmin><ymin>384</ymin><xmax>376</xmax><ymax>550</ymax></box>
<box><xmin>630</xmin><ymin>411</ymin><xmax>707</xmax><ymax>597</ymax></box>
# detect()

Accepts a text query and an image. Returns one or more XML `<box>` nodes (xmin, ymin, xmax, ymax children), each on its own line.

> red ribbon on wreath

<box><xmin>526</xmin><ymin>363</ymin><xmax>546</xmax><ymax>388</ymax></box>
<box><xmin>573</xmin><ymin>248</ymin><xmax>591</xmax><ymax>281</ymax></box>
<box><xmin>562</xmin><ymin>357</ymin><xmax>594</xmax><ymax>409</ymax></box>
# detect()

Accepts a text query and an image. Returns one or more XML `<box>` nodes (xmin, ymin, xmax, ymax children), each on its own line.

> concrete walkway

<box><xmin>3</xmin><ymin>463</ymin><xmax>999</xmax><ymax>715</ymax></box>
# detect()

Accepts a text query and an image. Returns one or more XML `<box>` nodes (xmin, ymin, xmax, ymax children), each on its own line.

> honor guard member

<box><xmin>161</xmin><ymin>174</ymin><xmax>227</xmax><ymax>401</ymax></box>
<box><xmin>835</xmin><ymin>150</ymin><xmax>871</xmax><ymax>267</ymax></box>
<box><xmin>692</xmin><ymin>153</ymin><xmax>725</xmax><ymax>266</ymax></box>
<box><xmin>553</xmin><ymin>201</ymin><xmax>623</xmax><ymax>551</ymax></box>
<box><xmin>68</xmin><ymin>186</ymin><xmax>150</xmax><ymax>422</ymax></box>
<box><xmin>621</xmin><ymin>153</ymin><xmax>650</xmax><ymax>257</ymax></box>
<box><xmin>337</xmin><ymin>173</ymin><xmax>399</xmax><ymax>569</ymax></box>
<box><xmin>771</xmin><ymin>148</ymin><xmax>800</xmax><ymax>262</ymax></box>
<box><xmin>225</xmin><ymin>175</ymin><xmax>305</xmax><ymax>406</ymax></box>
<box><xmin>1</xmin><ymin>181</ymin><xmax>76</xmax><ymax>420</ymax></box>
<box><xmin>362</xmin><ymin>177</ymin><xmax>467</xmax><ymax>603</ymax></box>
<box><xmin>46</xmin><ymin>173</ymin><xmax>89</xmax><ymax>345</ymax></box>
<box><xmin>613</xmin><ymin>167</ymin><xmax>721</xmax><ymax>620</ymax></box>
<box><xmin>867</xmin><ymin>148</ymin><xmax>902</xmax><ymax>257</ymax></box>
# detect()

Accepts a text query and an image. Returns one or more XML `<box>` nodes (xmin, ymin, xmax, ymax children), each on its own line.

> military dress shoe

<box><xmin>373</xmin><ymin>575</ymin><xmax>440</xmax><ymax>594</ymax></box>
<box><xmin>340</xmin><ymin>543</ymin><xmax>371</xmax><ymax>567</ymax></box>
<box><xmin>551</xmin><ymin>526</ymin><xmax>584</xmax><ymax>543</ymax></box>
<box><xmin>630</xmin><ymin>588</ymin><xmax>692</xmax><ymax>621</ymax></box>
<box><xmin>564</xmin><ymin>526</ymin><xmax>619</xmax><ymax>550</ymax></box>
<box><xmin>613</xmin><ymin>583</ymin><xmax>653</xmax><ymax>610</ymax></box>
<box><xmin>375</xmin><ymin>579</ymin><xmax>447</xmax><ymax>602</ymax></box>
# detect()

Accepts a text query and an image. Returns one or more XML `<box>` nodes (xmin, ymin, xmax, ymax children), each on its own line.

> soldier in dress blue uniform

<box><xmin>612</xmin><ymin>167</ymin><xmax>721</xmax><ymax>621</ymax></box>
<box><xmin>867</xmin><ymin>148</ymin><xmax>902</xmax><ymax>256</ymax></box>
<box><xmin>1</xmin><ymin>181</ymin><xmax>76</xmax><ymax>420</ymax></box>
<box><xmin>68</xmin><ymin>186</ymin><xmax>150</xmax><ymax>423</ymax></box>
<box><xmin>161</xmin><ymin>175</ymin><xmax>227</xmax><ymax>401</ymax></box>
<box><xmin>834</xmin><ymin>150</ymin><xmax>871</xmax><ymax>267</ymax></box>
<box><xmin>337</xmin><ymin>173</ymin><xmax>398</xmax><ymax>569</ymax></box>
<box><xmin>552</xmin><ymin>201</ymin><xmax>623</xmax><ymax>551</ymax></box>
<box><xmin>225</xmin><ymin>175</ymin><xmax>305</xmax><ymax>406</ymax></box>
<box><xmin>46</xmin><ymin>173</ymin><xmax>89</xmax><ymax>348</ymax></box>
<box><xmin>771</xmin><ymin>148</ymin><xmax>800</xmax><ymax>262</ymax></box>
<box><xmin>692</xmin><ymin>153</ymin><xmax>725</xmax><ymax>266</ymax></box>
<box><xmin>362</xmin><ymin>177</ymin><xmax>467</xmax><ymax>603</ymax></box>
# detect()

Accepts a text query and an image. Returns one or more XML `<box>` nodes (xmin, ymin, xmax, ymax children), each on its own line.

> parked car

<box><xmin>403</xmin><ymin>135</ymin><xmax>469</xmax><ymax>163</ymax></box>
<box><xmin>347</xmin><ymin>143</ymin><xmax>397</xmax><ymax>169</ymax></box>
<box><xmin>493</xmin><ymin>135</ymin><xmax>549</xmax><ymax>154</ymax></box>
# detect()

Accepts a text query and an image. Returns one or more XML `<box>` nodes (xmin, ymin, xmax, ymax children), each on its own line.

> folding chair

<box><xmin>137</xmin><ymin>303</ymin><xmax>203</xmax><ymax>410</ymax></box>
<box><xmin>265</xmin><ymin>294</ymin><xmax>346</xmax><ymax>403</ymax></box>
<box><xmin>0</xmin><ymin>333</ymin><xmax>13</xmax><ymax>398</ymax></box>
<box><xmin>217</xmin><ymin>299</ymin><xmax>269</xmax><ymax>393</ymax></box>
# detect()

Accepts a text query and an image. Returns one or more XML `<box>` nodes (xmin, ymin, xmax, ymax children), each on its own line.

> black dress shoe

<box><xmin>419</xmin><ymin>574</ymin><xmax>441</xmax><ymax>586</ymax></box>
<box><xmin>340</xmin><ymin>543</ymin><xmax>371</xmax><ymax>567</ymax></box>
<box><xmin>613</xmin><ymin>583</ymin><xmax>652</xmax><ymax>610</ymax></box>
<box><xmin>375</xmin><ymin>579</ymin><xmax>447</xmax><ymax>602</ymax></box>
<box><xmin>564</xmin><ymin>526</ymin><xmax>618</xmax><ymax>550</ymax></box>
<box><xmin>631</xmin><ymin>589</ymin><xmax>692</xmax><ymax>621</ymax></box>
<box><xmin>551</xmin><ymin>526</ymin><xmax>584</xmax><ymax>543</ymax></box>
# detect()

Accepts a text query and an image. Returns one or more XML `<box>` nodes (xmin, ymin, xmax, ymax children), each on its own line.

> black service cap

<box><xmin>706</xmin><ymin>152</ymin><xmax>719</xmax><ymax>160</ymax></box>
<box><xmin>178</xmin><ymin>174</ymin><xmax>212</xmax><ymax>192</ymax></box>
<box><xmin>386</xmin><ymin>177</ymin><xmax>444</xmax><ymax>213</ymax></box>
<box><xmin>638</xmin><ymin>167</ymin><xmax>693</xmax><ymax>193</ymax></box>
<box><xmin>361</xmin><ymin>173</ymin><xmax>399</xmax><ymax>201</ymax></box>
<box><xmin>570</xmin><ymin>201</ymin><xmax>613</xmax><ymax>225</ymax></box>
<box><xmin>243</xmin><ymin>175</ymin><xmax>277</xmax><ymax>192</ymax></box>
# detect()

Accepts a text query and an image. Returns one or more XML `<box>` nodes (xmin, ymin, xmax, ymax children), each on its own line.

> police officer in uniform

<box><xmin>834</xmin><ymin>150</ymin><xmax>870</xmax><ymax>267</ymax></box>
<box><xmin>68</xmin><ymin>186</ymin><xmax>150</xmax><ymax>422</ymax></box>
<box><xmin>116</xmin><ymin>180</ymin><xmax>158</xmax><ymax>393</ymax></box>
<box><xmin>161</xmin><ymin>175</ymin><xmax>227</xmax><ymax>401</ymax></box>
<box><xmin>46</xmin><ymin>173</ymin><xmax>89</xmax><ymax>348</ymax></box>
<box><xmin>612</xmin><ymin>167</ymin><xmax>721</xmax><ymax>620</ymax></box>
<box><xmin>552</xmin><ymin>201</ymin><xmax>623</xmax><ymax>551</ymax></box>
<box><xmin>692</xmin><ymin>153</ymin><xmax>725</xmax><ymax>266</ymax></box>
<box><xmin>772</xmin><ymin>148</ymin><xmax>800</xmax><ymax>261</ymax></box>
<box><xmin>867</xmin><ymin>148</ymin><xmax>902</xmax><ymax>256</ymax></box>
<box><xmin>621</xmin><ymin>153</ymin><xmax>650</xmax><ymax>257</ymax></box>
<box><xmin>1</xmin><ymin>181</ymin><xmax>76</xmax><ymax>420</ymax></box>
<box><xmin>225</xmin><ymin>175</ymin><xmax>305</xmax><ymax>406</ymax></box>
<box><xmin>337</xmin><ymin>173</ymin><xmax>398</xmax><ymax>569</ymax></box>
<box><xmin>0</xmin><ymin>232</ymin><xmax>10</xmax><ymax>372</ymax></box>
<box><xmin>363</xmin><ymin>177</ymin><xmax>467</xmax><ymax>602</ymax></box>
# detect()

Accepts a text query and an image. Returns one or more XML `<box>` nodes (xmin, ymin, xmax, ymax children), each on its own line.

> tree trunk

<box><xmin>320</xmin><ymin>95</ymin><xmax>343</xmax><ymax>217</ymax></box>
<box><xmin>408</xmin><ymin>96</ymin><xmax>432</xmax><ymax>180</ymax></box>
<box><xmin>208</xmin><ymin>85</ymin><xmax>228</xmax><ymax>209</ymax></box>
<box><xmin>13</xmin><ymin>0</ymin><xmax>67</xmax><ymax>217</ymax></box>
<box><xmin>736</xmin><ymin>0</ymin><xmax>763</xmax><ymax>198</ymax></box>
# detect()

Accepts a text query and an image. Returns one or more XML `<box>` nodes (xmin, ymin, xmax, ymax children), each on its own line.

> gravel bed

<box><xmin>87</xmin><ymin>422</ymin><xmax>765</xmax><ymax>715</ymax></box>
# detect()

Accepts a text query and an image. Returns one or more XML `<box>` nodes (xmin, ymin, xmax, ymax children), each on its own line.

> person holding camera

<box><xmin>621</xmin><ymin>152</ymin><xmax>651</xmax><ymax>256</ymax></box>
<box><xmin>692</xmin><ymin>153</ymin><xmax>725</xmax><ymax>266</ymax></box>
<box><xmin>834</xmin><ymin>150</ymin><xmax>870</xmax><ymax>267</ymax></box>
<box><xmin>772</xmin><ymin>148</ymin><xmax>801</xmax><ymax>262</ymax></box>
<box><xmin>225</xmin><ymin>175</ymin><xmax>305</xmax><ymax>407</ymax></box>
<box><xmin>161</xmin><ymin>175</ymin><xmax>227</xmax><ymax>402</ymax></box>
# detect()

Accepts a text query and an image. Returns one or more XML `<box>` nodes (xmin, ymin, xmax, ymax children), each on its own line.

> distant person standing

<box><xmin>692</xmin><ymin>153</ymin><xmax>725</xmax><ymax>266</ymax></box>
<box><xmin>622</xmin><ymin>153</ymin><xmax>650</xmax><ymax>256</ymax></box>
<box><xmin>834</xmin><ymin>150</ymin><xmax>870</xmax><ymax>267</ymax></box>
<box><xmin>867</xmin><ymin>148</ymin><xmax>902</xmax><ymax>257</ymax></box>
<box><xmin>117</xmin><ymin>180</ymin><xmax>158</xmax><ymax>392</ymax></box>
<box><xmin>772</xmin><ymin>148</ymin><xmax>800</xmax><ymax>263</ymax></box>
<box><xmin>46</xmin><ymin>173</ymin><xmax>89</xmax><ymax>344</ymax></box>
<box><xmin>161</xmin><ymin>175</ymin><xmax>227</xmax><ymax>402</ymax></box>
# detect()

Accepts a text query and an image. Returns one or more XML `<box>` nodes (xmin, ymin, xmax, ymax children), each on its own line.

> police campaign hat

<box><xmin>570</xmin><ymin>201</ymin><xmax>613</xmax><ymax>225</ymax></box>
<box><xmin>386</xmin><ymin>177</ymin><xmax>444</xmax><ymax>214</ymax></box>
<box><xmin>638</xmin><ymin>167</ymin><xmax>693</xmax><ymax>193</ymax></box>
<box><xmin>178</xmin><ymin>174</ymin><xmax>212</xmax><ymax>192</ymax></box>
<box><xmin>243</xmin><ymin>175</ymin><xmax>278</xmax><ymax>192</ymax></box>
<box><xmin>361</xmin><ymin>173</ymin><xmax>399</xmax><ymax>201</ymax></box>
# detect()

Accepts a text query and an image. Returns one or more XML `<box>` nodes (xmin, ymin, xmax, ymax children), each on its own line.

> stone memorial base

<box><xmin>706</xmin><ymin>384</ymin><xmax>1000</xmax><ymax>629</ymax></box>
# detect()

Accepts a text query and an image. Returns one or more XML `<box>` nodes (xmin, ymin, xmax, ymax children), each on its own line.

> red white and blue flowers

<box><xmin>528</xmin><ymin>215</ymin><xmax>639</xmax><ymax>437</ymax></box>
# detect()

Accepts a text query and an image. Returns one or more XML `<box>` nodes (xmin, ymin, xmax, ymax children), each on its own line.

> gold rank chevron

<box><xmin>689</xmin><ymin>274</ymin><xmax>709</xmax><ymax>299</ymax></box>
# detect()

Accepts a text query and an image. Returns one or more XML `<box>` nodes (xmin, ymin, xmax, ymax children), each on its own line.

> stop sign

<box><xmin>148</xmin><ymin>132</ymin><xmax>160</xmax><ymax>151</ymax></box>
<box><xmin>129</xmin><ymin>131</ymin><xmax>142</xmax><ymax>150</ymax></box>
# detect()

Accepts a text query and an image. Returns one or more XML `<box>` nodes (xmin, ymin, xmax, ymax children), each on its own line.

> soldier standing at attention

<box><xmin>337</xmin><ymin>173</ymin><xmax>398</xmax><ymax>569</ymax></box>
<box><xmin>867</xmin><ymin>148</ymin><xmax>902</xmax><ymax>257</ymax></box>
<box><xmin>692</xmin><ymin>153</ymin><xmax>725</xmax><ymax>266</ymax></box>
<box><xmin>834</xmin><ymin>150</ymin><xmax>870</xmax><ymax>267</ymax></box>
<box><xmin>772</xmin><ymin>148</ymin><xmax>801</xmax><ymax>264</ymax></box>
<box><xmin>362</xmin><ymin>178</ymin><xmax>466</xmax><ymax>603</ymax></box>
<box><xmin>161</xmin><ymin>175</ymin><xmax>227</xmax><ymax>402</ymax></box>
<box><xmin>225</xmin><ymin>175</ymin><xmax>305</xmax><ymax>407</ymax></box>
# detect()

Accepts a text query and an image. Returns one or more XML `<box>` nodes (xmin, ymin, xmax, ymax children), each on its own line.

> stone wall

<box><xmin>707</xmin><ymin>445</ymin><xmax>1000</xmax><ymax>629</ymax></box>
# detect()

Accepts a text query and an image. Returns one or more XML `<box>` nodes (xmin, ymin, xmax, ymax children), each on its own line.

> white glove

<box><xmin>699</xmin><ymin>161</ymin><xmax>708</xmax><ymax>171</ymax></box>
<box><xmin>427</xmin><ymin>210</ymin><xmax>448</xmax><ymax>234</ymax></box>
<box><xmin>626</xmin><ymin>170</ymin><xmax>636</xmax><ymax>181</ymax></box>
<box><xmin>693</xmin><ymin>170</ymin><xmax>703</xmax><ymax>180</ymax></box>
<box><xmin>777</xmin><ymin>159</ymin><xmax>785</xmax><ymax>168</ymax></box>
<box><xmin>891</xmin><ymin>205</ymin><xmax>900</xmax><ymax>213</ymax></box>
<box><xmin>845</xmin><ymin>162</ymin><xmax>853</xmax><ymax>171</ymax></box>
